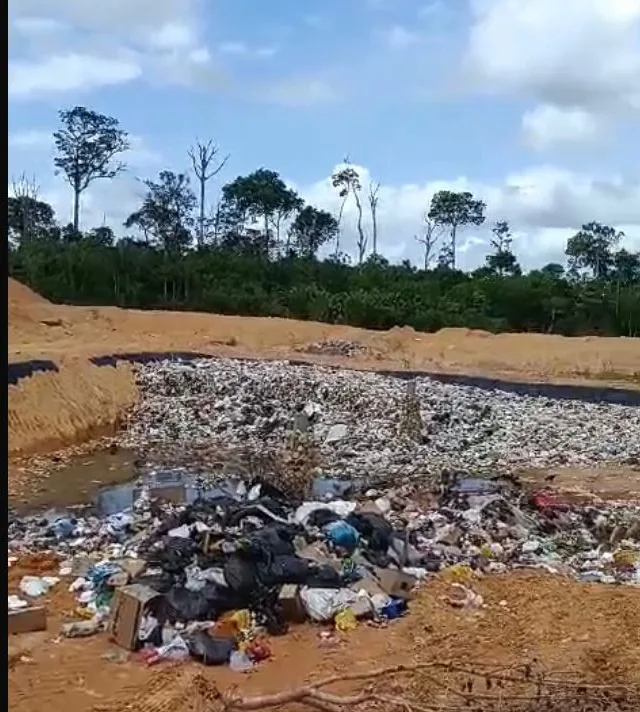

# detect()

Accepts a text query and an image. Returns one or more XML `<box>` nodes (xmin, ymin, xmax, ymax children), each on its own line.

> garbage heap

<box><xmin>8</xmin><ymin>472</ymin><xmax>640</xmax><ymax>669</ymax></box>
<box><xmin>120</xmin><ymin>358</ymin><xmax>640</xmax><ymax>480</ymax></box>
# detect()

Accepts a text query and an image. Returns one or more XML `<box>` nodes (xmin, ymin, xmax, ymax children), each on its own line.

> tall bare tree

<box><xmin>414</xmin><ymin>213</ymin><xmax>443</xmax><ymax>270</ymax></box>
<box><xmin>188</xmin><ymin>139</ymin><xmax>229</xmax><ymax>248</ymax></box>
<box><xmin>331</xmin><ymin>158</ymin><xmax>367</xmax><ymax>264</ymax></box>
<box><xmin>368</xmin><ymin>181</ymin><xmax>381</xmax><ymax>256</ymax></box>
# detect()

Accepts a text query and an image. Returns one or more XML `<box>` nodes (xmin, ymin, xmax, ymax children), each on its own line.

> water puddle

<box><xmin>12</xmin><ymin>449</ymin><xmax>138</xmax><ymax>515</ymax></box>
<box><xmin>14</xmin><ymin>448</ymin><xmax>353</xmax><ymax>520</ymax></box>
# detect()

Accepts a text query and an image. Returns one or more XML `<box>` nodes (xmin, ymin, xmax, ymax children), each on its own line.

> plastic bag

<box><xmin>334</xmin><ymin>609</ymin><xmax>357</xmax><ymax>632</ymax></box>
<box><xmin>299</xmin><ymin>587</ymin><xmax>356</xmax><ymax>622</ymax></box>
<box><xmin>324</xmin><ymin>521</ymin><xmax>359</xmax><ymax>553</ymax></box>
<box><xmin>20</xmin><ymin>575</ymin><xmax>57</xmax><ymax>597</ymax></box>
<box><xmin>294</xmin><ymin>501</ymin><xmax>357</xmax><ymax>527</ymax></box>
<box><xmin>186</xmin><ymin>630</ymin><xmax>236</xmax><ymax>666</ymax></box>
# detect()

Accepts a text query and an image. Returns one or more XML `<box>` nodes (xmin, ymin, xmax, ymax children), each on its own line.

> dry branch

<box><xmin>219</xmin><ymin>660</ymin><xmax>640</xmax><ymax>712</ymax></box>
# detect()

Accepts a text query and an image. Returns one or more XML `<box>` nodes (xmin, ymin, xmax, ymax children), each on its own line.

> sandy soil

<box><xmin>9</xmin><ymin>554</ymin><xmax>640</xmax><ymax>712</ymax></box>
<box><xmin>8</xmin><ymin>278</ymin><xmax>640</xmax><ymax>460</ymax></box>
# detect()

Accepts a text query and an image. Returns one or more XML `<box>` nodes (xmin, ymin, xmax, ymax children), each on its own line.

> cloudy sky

<box><xmin>8</xmin><ymin>0</ymin><xmax>640</xmax><ymax>269</ymax></box>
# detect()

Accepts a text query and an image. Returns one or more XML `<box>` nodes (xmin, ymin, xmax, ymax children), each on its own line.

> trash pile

<box><xmin>120</xmin><ymin>359</ymin><xmax>640</xmax><ymax>479</ymax></box>
<box><xmin>8</xmin><ymin>470</ymin><xmax>639</xmax><ymax>668</ymax></box>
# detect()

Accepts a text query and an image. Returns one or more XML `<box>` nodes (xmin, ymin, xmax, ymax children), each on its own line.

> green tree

<box><xmin>485</xmin><ymin>221</ymin><xmax>521</xmax><ymax>276</ymax></box>
<box><xmin>289</xmin><ymin>206</ymin><xmax>339</xmax><ymax>257</ymax></box>
<box><xmin>565</xmin><ymin>221</ymin><xmax>623</xmax><ymax>279</ymax></box>
<box><xmin>539</xmin><ymin>263</ymin><xmax>565</xmax><ymax>279</ymax></box>
<box><xmin>612</xmin><ymin>249</ymin><xmax>640</xmax><ymax>285</ymax></box>
<box><xmin>86</xmin><ymin>226</ymin><xmax>115</xmax><ymax>247</ymax></box>
<box><xmin>428</xmin><ymin>190</ymin><xmax>486</xmax><ymax>269</ymax></box>
<box><xmin>125</xmin><ymin>171</ymin><xmax>196</xmax><ymax>253</ymax></box>
<box><xmin>53</xmin><ymin>106</ymin><xmax>130</xmax><ymax>232</ymax></box>
<box><xmin>220</xmin><ymin>169</ymin><xmax>303</xmax><ymax>257</ymax></box>
<box><xmin>8</xmin><ymin>196</ymin><xmax>56</xmax><ymax>246</ymax></box>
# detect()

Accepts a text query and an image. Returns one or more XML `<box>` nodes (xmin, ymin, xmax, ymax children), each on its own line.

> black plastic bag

<box><xmin>306</xmin><ymin>509</ymin><xmax>342</xmax><ymax>528</ymax></box>
<box><xmin>223</xmin><ymin>555</ymin><xmax>261</xmax><ymax>595</ymax></box>
<box><xmin>186</xmin><ymin>630</ymin><xmax>236</xmax><ymax>666</ymax></box>
<box><xmin>250</xmin><ymin>526</ymin><xmax>297</xmax><ymax>557</ymax></box>
<box><xmin>163</xmin><ymin>587</ymin><xmax>217</xmax><ymax>622</ymax></box>
<box><xmin>346</xmin><ymin>512</ymin><xmax>392</xmax><ymax>552</ymax></box>
<box><xmin>262</xmin><ymin>556</ymin><xmax>343</xmax><ymax>588</ymax></box>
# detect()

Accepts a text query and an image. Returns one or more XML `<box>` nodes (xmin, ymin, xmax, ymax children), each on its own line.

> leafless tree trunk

<box><xmin>353</xmin><ymin>189</ymin><xmax>367</xmax><ymax>264</ymax></box>
<box><xmin>334</xmin><ymin>194</ymin><xmax>348</xmax><ymax>256</ymax></box>
<box><xmin>368</xmin><ymin>181</ymin><xmax>380</xmax><ymax>256</ymax></box>
<box><xmin>11</xmin><ymin>173</ymin><xmax>40</xmax><ymax>243</ymax></box>
<box><xmin>188</xmin><ymin>139</ymin><xmax>229</xmax><ymax>248</ymax></box>
<box><xmin>414</xmin><ymin>214</ymin><xmax>442</xmax><ymax>270</ymax></box>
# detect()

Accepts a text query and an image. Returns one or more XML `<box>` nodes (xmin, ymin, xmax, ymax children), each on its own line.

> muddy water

<box><xmin>12</xmin><ymin>448</ymin><xmax>353</xmax><ymax>518</ymax></box>
<box><xmin>11</xmin><ymin>449</ymin><xmax>138</xmax><ymax>515</ymax></box>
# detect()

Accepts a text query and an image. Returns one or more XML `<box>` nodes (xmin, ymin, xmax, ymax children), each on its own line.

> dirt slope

<box><xmin>8</xmin><ymin>278</ymin><xmax>640</xmax><ymax>456</ymax></box>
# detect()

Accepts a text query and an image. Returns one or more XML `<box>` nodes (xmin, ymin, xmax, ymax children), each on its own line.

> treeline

<box><xmin>7</xmin><ymin>106</ymin><xmax>640</xmax><ymax>337</ymax></box>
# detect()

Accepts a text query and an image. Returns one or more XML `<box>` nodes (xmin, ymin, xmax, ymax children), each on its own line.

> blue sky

<box><xmin>8</xmin><ymin>0</ymin><xmax>640</xmax><ymax>268</ymax></box>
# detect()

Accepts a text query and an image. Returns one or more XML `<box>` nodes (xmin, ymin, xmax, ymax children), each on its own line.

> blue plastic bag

<box><xmin>324</xmin><ymin>520</ymin><xmax>360</xmax><ymax>553</ymax></box>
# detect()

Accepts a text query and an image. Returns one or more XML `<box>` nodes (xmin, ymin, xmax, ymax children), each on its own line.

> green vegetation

<box><xmin>8</xmin><ymin>106</ymin><xmax>640</xmax><ymax>337</ymax></box>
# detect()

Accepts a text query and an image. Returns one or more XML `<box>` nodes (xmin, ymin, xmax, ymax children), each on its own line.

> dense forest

<box><xmin>8</xmin><ymin>106</ymin><xmax>640</xmax><ymax>336</ymax></box>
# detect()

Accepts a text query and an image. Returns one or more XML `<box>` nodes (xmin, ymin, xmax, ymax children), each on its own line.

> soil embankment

<box><xmin>8</xmin><ymin>277</ymin><xmax>640</xmax><ymax>460</ymax></box>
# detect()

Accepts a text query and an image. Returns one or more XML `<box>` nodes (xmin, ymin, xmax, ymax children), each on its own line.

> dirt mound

<box><xmin>9</xmin><ymin>278</ymin><xmax>50</xmax><ymax>307</ymax></box>
<box><xmin>8</xmin><ymin>360</ymin><xmax>137</xmax><ymax>459</ymax></box>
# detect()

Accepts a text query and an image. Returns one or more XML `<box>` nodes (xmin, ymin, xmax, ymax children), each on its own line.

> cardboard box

<box><xmin>8</xmin><ymin>607</ymin><xmax>47</xmax><ymax>635</ymax></box>
<box><xmin>278</xmin><ymin>584</ymin><xmax>307</xmax><ymax>623</ymax></box>
<box><xmin>108</xmin><ymin>583</ymin><xmax>161</xmax><ymax>651</ymax></box>
<box><xmin>119</xmin><ymin>558</ymin><xmax>147</xmax><ymax>580</ymax></box>
<box><xmin>373</xmin><ymin>568</ymin><xmax>417</xmax><ymax>601</ymax></box>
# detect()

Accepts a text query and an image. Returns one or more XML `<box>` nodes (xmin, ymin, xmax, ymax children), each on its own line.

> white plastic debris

<box><xmin>294</xmin><ymin>501</ymin><xmax>357</xmax><ymax>527</ymax></box>
<box><xmin>19</xmin><ymin>575</ymin><xmax>58</xmax><ymax>598</ymax></box>
<box><xmin>8</xmin><ymin>594</ymin><xmax>29</xmax><ymax>611</ymax></box>
<box><xmin>299</xmin><ymin>587</ymin><xmax>357</xmax><ymax>622</ymax></box>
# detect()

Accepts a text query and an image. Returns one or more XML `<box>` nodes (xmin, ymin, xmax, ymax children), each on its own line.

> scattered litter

<box><xmin>19</xmin><ymin>576</ymin><xmax>59</xmax><ymax>598</ymax></box>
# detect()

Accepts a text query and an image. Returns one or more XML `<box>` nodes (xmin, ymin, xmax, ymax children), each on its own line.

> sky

<box><xmin>8</xmin><ymin>0</ymin><xmax>640</xmax><ymax>270</ymax></box>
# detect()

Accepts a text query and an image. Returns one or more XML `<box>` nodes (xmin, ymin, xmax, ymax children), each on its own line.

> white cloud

<box><xmin>11</xmin><ymin>0</ymin><xmax>201</xmax><ymax>36</ymax></box>
<box><xmin>8</xmin><ymin>0</ymin><xmax>218</xmax><ymax>97</ymax></box>
<box><xmin>41</xmin><ymin>174</ymin><xmax>147</xmax><ymax>231</ymax></box>
<box><xmin>217</xmin><ymin>42</ymin><xmax>278</xmax><ymax>59</ymax></box>
<box><xmin>464</xmin><ymin>0</ymin><xmax>640</xmax><ymax>146</ymax></box>
<box><xmin>521</xmin><ymin>105</ymin><xmax>603</xmax><ymax>150</ymax></box>
<box><xmin>9</xmin><ymin>53</ymin><xmax>142</xmax><ymax>97</ymax></box>
<box><xmin>385</xmin><ymin>25</ymin><xmax>419</xmax><ymax>50</ymax></box>
<box><xmin>146</xmin><ymin>22</ymin><xmax>196</xmax><ymax>51</ymax></box>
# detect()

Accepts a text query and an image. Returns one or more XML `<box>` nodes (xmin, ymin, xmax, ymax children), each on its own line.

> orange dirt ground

<box><xmin>8</xmin><ymin>278</ymin><xmax>640</xmax><ymax>711</ymax></box>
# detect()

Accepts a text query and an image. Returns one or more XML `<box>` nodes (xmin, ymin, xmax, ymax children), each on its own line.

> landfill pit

<box><xmin>8</xmin><ymin>357</ymin><xmax>640</xmax><ymax>709</ymax></box>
